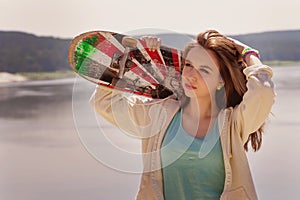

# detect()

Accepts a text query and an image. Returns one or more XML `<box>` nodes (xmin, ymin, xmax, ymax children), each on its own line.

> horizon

<box><xmin>1</xmin><ymin>28</ymin><xmax>300</xmax><ymax>40</ymax></box>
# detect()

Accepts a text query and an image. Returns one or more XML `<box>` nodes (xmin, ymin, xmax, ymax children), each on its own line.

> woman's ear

<box><xmin>218</xmin><ymin>77</ymin><xmax>224</xmax><ymax>87</ymax></box>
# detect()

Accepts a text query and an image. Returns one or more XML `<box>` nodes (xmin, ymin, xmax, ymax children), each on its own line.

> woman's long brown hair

<box><xmin>182</xmin><ymin>30</ymin><xmax>263</xmax><ymax>152</ymax></box>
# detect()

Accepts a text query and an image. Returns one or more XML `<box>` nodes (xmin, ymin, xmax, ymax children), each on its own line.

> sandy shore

<box><xmin>0</xmin><ymin>72</ymin><xmax>28</xmax><ymax>83</ymax></box>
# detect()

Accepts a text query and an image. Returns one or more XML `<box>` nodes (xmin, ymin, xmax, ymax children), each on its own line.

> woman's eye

<box><xmin>184</xmin><ymin>63</ymin><xmax>210</xmax><ymax>74</ymax></box>
<box><xmin>184</xmin><ymin>63</ymin><xmax>194</xmax><ymax>68</ymax></box>
<box><xmin>200</xmin><ymin>68</ymin><xmax>209</xmax><ymax>74</ymax></box>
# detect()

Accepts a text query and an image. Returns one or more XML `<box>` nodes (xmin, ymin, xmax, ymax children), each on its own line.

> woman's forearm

<box><xmin>245</xmin><ymin>54</ymin><xmax>263</xmax><ymax>66</ymax></box>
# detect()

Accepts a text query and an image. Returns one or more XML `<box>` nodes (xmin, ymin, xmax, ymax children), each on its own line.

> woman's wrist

<box><xmin>242</xmin><ymin>47</ymin><xmax>260</xmax><ymax>61</ymax></box>
<box><xmin>242</xmin><ymin>47</ymin><xmax>262</xmax><ymax>66</ymax></box>
<box><xmin>246</xmin><ymin>54</ymin><xmax>262</xmax><ymax>66</ymax></box>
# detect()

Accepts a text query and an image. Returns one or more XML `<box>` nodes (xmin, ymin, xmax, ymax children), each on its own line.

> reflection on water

<box><xmin>0</xmin><ymin>78</ymin><xmax>81</xmax><ymax>149</ymax></box>
<box><xmin>0</xmin><ymin>77</ymin><xmax>141</xmax><ymax>200</ymax></box>
<box><xmin>0</xmin><ymin>79</ymin><xmax>75</xmax><ymax>119</ymax></box>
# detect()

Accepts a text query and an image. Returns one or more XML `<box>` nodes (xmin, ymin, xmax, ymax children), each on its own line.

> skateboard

<box><xmin>68</xmin><ymin>31</ymin><xmax>184</xmax><ymax>99</ymax></box>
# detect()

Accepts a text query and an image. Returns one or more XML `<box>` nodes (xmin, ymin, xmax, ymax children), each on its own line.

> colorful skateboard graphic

<box><xmin>68</xmin><ymin>31</ymin><xmax>184</xmax><ymax>99</ymax></box>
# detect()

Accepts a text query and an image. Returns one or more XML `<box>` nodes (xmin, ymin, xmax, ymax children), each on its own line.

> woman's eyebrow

<box><xmin>185</xmin><ymin>59</ymin><xmax>214</xmax><ymax>71</ymax></box>
<box><xmin>185</xmin><ymin>59</ymin><xmax>192</xmax><ymax>64</ymax></box>
<box><xmin>199</xmin><ymin>65</ymin><xmax>213</xmax><ymax>71</ymax></box>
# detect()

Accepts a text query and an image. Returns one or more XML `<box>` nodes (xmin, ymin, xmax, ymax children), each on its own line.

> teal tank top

<box><xmin>161</xmin><ymin>109</ymin><xmax>225</xmax><ymax>200</ymax></box>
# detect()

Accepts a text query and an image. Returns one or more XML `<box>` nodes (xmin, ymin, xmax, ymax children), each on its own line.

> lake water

<box><xmin>0</xmin><ymin>66</ymin><xmax>299</xmax><ymax>200</ymax></box>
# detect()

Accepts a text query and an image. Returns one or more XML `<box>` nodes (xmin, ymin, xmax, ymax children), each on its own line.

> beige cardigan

<box><xmin>90</xmin><ymin>64</ymin><xmax>275</xmax><ymax>200</ymax></box>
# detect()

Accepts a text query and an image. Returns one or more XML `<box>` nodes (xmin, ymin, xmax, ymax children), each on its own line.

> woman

<box><xmin>90</xmin><ymin>30</ymin><xmax>275</xmax><ymax>200</ymax></box>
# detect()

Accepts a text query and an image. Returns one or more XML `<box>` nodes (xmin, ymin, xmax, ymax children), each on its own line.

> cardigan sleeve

<box><xmin>232</xmin><ymin>64</ymin><xmax>275</xmax><ymax>144</ymax></box>
<box><xmin>89</xmin><ymin>86</ymin><xmax>176</xmax><ymax>138</ymax></box>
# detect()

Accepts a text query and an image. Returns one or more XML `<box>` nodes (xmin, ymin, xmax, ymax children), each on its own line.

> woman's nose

<box><xmin>183</xmin><ymin>73</ymin><xmax>196</xmax><ymax>83</ymax></box>
<box><xmin>187</xmin><ymin>76</ymin><xmax>197</xmax><ymax>83</ymax></box>
<box><xmin>183</xmin><ymin>68</ymin><xmax>197</xmax><ymax>82</ymax></box>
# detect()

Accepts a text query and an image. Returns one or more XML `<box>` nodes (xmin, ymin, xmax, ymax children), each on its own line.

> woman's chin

<box><xmin>184</xmin><ymin>90</ymin><xmax>197</xmax><ymax>98</ymax></box>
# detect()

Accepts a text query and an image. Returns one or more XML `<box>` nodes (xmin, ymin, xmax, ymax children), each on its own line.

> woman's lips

<box><xmin>184</xmin><ymin>83</ymin><xmax>197</xmax><ymax>90</ymax></box>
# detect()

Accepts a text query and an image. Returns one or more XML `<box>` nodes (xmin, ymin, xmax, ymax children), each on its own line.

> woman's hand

<box><xmin>141</xmin><ymin>36</ymin><xmax>161</xmax><ymax>51</ymax></box>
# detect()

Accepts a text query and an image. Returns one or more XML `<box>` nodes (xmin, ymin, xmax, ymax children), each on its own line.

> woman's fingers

<box><xmin>141</xmin><ymin>36</ymin><xmax>161</xmax><ymax>51</ymax></box>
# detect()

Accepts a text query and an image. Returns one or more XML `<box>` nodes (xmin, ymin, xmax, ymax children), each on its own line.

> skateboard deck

<box><xmin>68</xmin><ymin>31</ymin><xmax>184</xmax><ymax>99</ymax></box>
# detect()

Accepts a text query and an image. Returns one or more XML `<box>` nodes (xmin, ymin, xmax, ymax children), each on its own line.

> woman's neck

<box><xmin>184</xmin><ymin>96</ymin><xmax>220</xmax><ymax>120</ymax></box>
<box><xmin>181</xmin><ymin>96</ymin><xmax>220</xmax><ymax>138</ymax></box>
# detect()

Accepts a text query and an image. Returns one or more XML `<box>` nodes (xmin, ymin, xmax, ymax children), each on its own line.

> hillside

<box><xmin>0</xmin><ymin>31</ymin><xmax>70</xmax><ymax>73</ymax></box>
<box><xmin>0</xmin><ymin>30</ymin><xmax>299</xmax><ymax>73</ymax></box>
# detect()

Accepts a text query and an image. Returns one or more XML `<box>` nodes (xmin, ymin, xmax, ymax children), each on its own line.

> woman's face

<box><xmin>182</xmin><ymin>45</ymin><xmax>223</xmax><ymax>99</ymax></box>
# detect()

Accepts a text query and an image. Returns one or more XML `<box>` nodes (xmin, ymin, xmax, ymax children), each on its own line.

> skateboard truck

<box><xmin>117</xmin><ymin>37</ymin><xmax>138</xmax><ymax>79</ymax></box>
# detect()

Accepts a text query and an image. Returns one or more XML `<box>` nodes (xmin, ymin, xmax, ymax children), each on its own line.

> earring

<box><xmin>216</xmin><ymin>85</ymin><xmax>223</xmax><ymax>90</ymax></box>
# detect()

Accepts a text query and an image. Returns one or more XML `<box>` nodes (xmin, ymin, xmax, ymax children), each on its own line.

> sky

<box><xmin>1</xmin><ymin>0</ymin><xmax>300</xmax><ymax>38</ymax></box>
